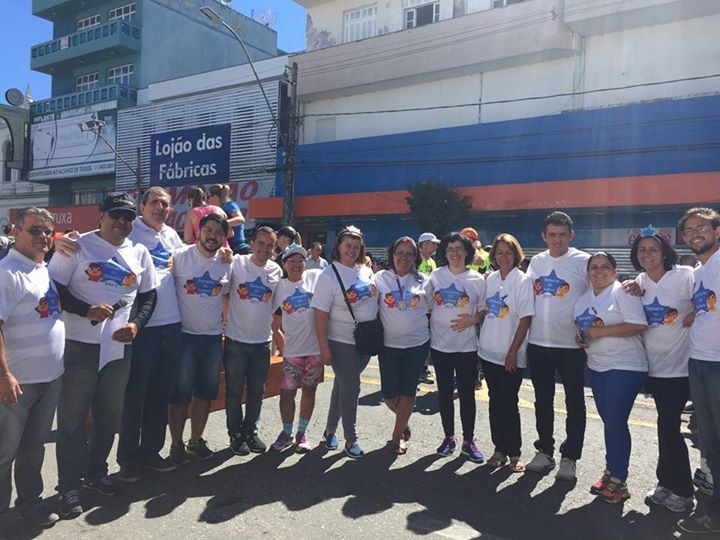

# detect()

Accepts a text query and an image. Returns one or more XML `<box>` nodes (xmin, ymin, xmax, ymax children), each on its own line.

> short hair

<box><xmin>140</xmin><ymin>186</ymin><xmax>171</xmax><ymax>206</ymax></box>
<box><xmin>587</xmin><ymin>251</ymin><xmax>618</xmax><ymax>272</ymax></box>
<box><xmin>488</xmin><ymin>233</ymin><xmax>525</xmax><ymax>269</ymax></box>
<box><xmin>543</xmin><ymin>211</ymin><xmax>574</xmax><ymax>233</ymax></box>
<box><xmin>253</xmin><ymin>225</ymin><xmax>277</xmax><ymax>241</ymax></box>
<box><xmin>629</xmin><ymin>233</ymin><xmax>678</xmax><ymax>272</ymax></box>
<box><xmin>207</xmin><ymin>183</ymin><xmax>230</xmax><ymax>201</ymax></box>
<box><xmin>437</xmin><ymin>232</ymin><xmax>475</xmax><ymax>267</ymax></box>
<box><xmin>386</xmin><ymin>236</ymin><xmax>422</xmax><ymax>279</ymax></box>
<box><xmin>331</xmin><ymin>226</ymin><xmax>365</xmax><ymax>265</ymax></box>
<box><xmin>678</xmin><ymin>207</ymin><xmax>720</xmax><ymax>231</ymax></box>
<box><xmin>15</xmin><ymin>207</ymin><xmax>55</xmax><ymax>229</ymax></box>
<box><xmin>199</xmin><ymin>213</ymin><xmax>229</xmax><ymax>234</ymax></box>
<box><xmin>312</xmin><ymin>241</ymin><xmax>323</xmax><ymax>249</ymax></box>
<box><xmin>187</xmin><ymin>186</ymin><xmax>206</xmax><ymax>208</ymax></box>
<box><xmin>277</xmin><ymin>225</ymin><xmax>301</xmax><ymax>244</ymax></box>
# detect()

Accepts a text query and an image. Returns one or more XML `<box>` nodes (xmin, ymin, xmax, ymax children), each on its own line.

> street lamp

<box><xmin>79</xmin><ymin>118</ymin><xmax>142</xmax><ymax>195</ymax></box>
<box><xmin>200</xmin><ymin>5</ymin><xmax>296</xmax><ymax>225</ymax></box>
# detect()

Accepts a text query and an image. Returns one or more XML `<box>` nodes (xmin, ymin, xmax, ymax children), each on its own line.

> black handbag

<box><xmin>331</xmin><ymin>263</ymin><xmax>384</xmax><ymax>356</ymax></box>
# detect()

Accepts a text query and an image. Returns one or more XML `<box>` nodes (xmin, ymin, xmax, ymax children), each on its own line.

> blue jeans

<box><xmin>117</xmin><ymin>323</ymin><xmax>182</xmax><ymax>466</ymax></box>
<box><xmin>0</xmin><ymin>378</ymin><xmax>61</xmax><ymax>512</ymax></box>
<box><xmin>170</xmin><ymin>333</ymin><xmax>223</xmax><ymax>405</ymax></box>
<box><xmin>223</xmin><ymin>339</ymin><xmax>271</xmax><ymax>439</ymax></box>
<box><xmin>378</xmin><ymin>342</ymin><xmax>429</xmax><ymax>399</ymax></box>
<box><xmin>56</xmin><ymin>341</ymin><xmax>131</xmax><ymax>491</ymax></box>
<box><xmin>689</xmin><ymin>358</ymin><xmax>720</xmax><ymax>516</ymax></box>
<box><xmin>589</xmin><ymin>368</ymin><xmax>646</xmax><ymax>483</ymax></box>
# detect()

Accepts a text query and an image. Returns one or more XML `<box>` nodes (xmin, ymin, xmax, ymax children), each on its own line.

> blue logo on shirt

<box><xmin>238</xmin><ymin>277</ymin><xmax>272</xmax><ymax>303</ymax></box>
<box><xmin>643</xmin><ymin>296</ymin><xmax>677</xmax><ymax>327</ymax></box>
<box><xmin>692</xmin><ymin>281</ymin><xmax>717</xmax><ymax>316</ymax></box>
<box><xmin>434</xmin><ymin>283</ymin><xmax>470</xmax><ymax>309</ymax></box>
<box><xmin>85</xmin><ymin>257</ymin><xmax>136</xmax><ymax>288</ymax></box>
<box><xmin>485</xmin><ymin>291</ymin><xmax>509</xmax><ymax>320</ymax></box>
<box><xmin>149</xmin><ymin>242</ymin><xmax>172</xmax><ymax>270</ymax></box>
<box><xmin>575</xmin><ymin>307</ymin><xmax>604</xmax><ymax>340</ymax></box>
<box><xmin>535</xmin><ymin>270</ymin><xmax>570</xmax><ymax>298</ymax></box>
<box><xmin>281</xmin><ymin>287</ymin><xmax>313</xmax><ymax>314</ymax></box>
<box><xmin>35</xmin><ymin>284</ymin><xmax>62</xmax><ymax>319</ymax></box>
<box><xmin>184</xmin><ymin>271</ymin><xmax>223</xmax><ymax>297</ymax></box>
<box><xmin>346</xmin><ymin>278</ymin><xmax>375</xmax><ymax>304</ymax></box>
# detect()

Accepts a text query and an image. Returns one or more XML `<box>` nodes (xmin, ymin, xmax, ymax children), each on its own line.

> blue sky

<box><xmin>0</xmin><ymin>0</ymin><xmax>306</xmax><ymax>103</ymax></box>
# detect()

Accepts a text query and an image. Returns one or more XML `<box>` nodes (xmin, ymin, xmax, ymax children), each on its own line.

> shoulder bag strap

<box><xmin>331</xmin><ymin>263</ymin><xmax>357</xmax><ymax>323</ymax></box>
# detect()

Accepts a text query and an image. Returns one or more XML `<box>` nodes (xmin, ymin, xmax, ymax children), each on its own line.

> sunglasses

<box><xmin>25</xmin><ymin>226</ymin><xmax>54</xmax><ymax>238</ymax></box>
<box><xmin>108</xmin><ymin>209</ymin><xmax>136</xmax><ymax>220</ymax></box>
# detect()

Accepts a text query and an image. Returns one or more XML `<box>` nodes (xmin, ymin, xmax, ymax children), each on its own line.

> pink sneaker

<box><xmin>271</xmin><ymin>431</ymin><xmax>293</xmax><ymax>451</ymax></box>
<box><xmin>295</xmin><ymin>432</ymin><xmax>311</xmax><ymax>453</ymax></box>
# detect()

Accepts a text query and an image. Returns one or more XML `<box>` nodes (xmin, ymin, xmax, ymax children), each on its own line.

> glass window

<box><xmin>77</xmin><ymin>14</ymin><xmax>101</xmax><ymax>31</ymax></box>
<box><xmin>343</xmin><ymin>5</ymin><xmax>377</xmax><ymax>43</ymax></box>
<box><xmin>107</xmin><ymin>64</ymin><xmax>134</xmax><ymax>86</ymax></box>
<box><xmin>108</xmin><ymin>3</ymin><xmax>136</xmax><ymax>22</ymax></box>
<box><xmin>405</xmin><ymin>1</ymin><xmax>440</xmax><ymax>29</ymax></box>
<box><xmin>76</xmin><ymin>73</ymin><xmax>99</xmax><ymax>92</ymax></box>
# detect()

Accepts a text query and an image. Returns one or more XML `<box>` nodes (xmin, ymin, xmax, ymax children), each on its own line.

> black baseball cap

<box><xmin>102</xmin><ymin>193</ymin><xmax>137</xmax><ymax>215</ymax></box>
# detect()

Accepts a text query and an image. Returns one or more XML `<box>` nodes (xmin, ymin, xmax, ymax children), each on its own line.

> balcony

<box><xmin>31</xmin><ymin>21</ymin><xmax>141</xmax><ymax>74</ymax></box>
<box><xmin>33</xmin><ymin>0</ymin><xmax>98</xmax><ymax>21</ymax></box>
<box><xmin>293</xmin><ymin>0</ymin><xmax>575</xmax><ymax>100</ymax></box>
<box><xmin>564</xmin><ymin>0</ymin><xmax>720</xmax><ymax>35</ymax></box>
<box><xmin>30</xmin><ymin>84</ymin><xmax>137</xmax><ymax>116</ymax></box>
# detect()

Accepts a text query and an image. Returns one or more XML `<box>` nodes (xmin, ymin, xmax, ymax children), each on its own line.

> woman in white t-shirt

<box><xmin>629</xmin><ymin>230</ymin><xmax>695</xmax><ymax>512</ymax></box>
<box><xmin>574</xmin><ymin>252</ymin><xmax>648</xmax><ymax>504</ymax></box>
<box><xmin>310</xmin><ymin>226</ymin><xmax>378</xmax><ymax>459</ymax></box>
<box><xmin>428</xmin><ymin>232</ymin><xmax>486</xmax><ymax>463</ymax></box>
<box><xmin>375</xmin><ymin>237</ymin><xmax>431</xmax><ymax>455</ymax></box>
<box><xmin>478</xmin><ymin>234</ymin><xmax>534</xmax><ymax>472</ymax></box>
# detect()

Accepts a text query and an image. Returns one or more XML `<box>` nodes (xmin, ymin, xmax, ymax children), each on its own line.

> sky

<box><xmin>0</xmin><ymin>0</ymin><xmax>307</xmax><ymax>103</ymax></box>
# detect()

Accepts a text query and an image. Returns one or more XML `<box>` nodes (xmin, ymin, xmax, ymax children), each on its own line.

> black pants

<box><xmin>527</xmin><ymin>344</ymin><xmax>587</xmax><ymax>460</ymax></box>
<box><xmin>647</xmin><ymin>376</ymin><xmax>693</xmax><ymax>497</ymax></box>
<box><xmin>482</xmin><ymin>360</ymin><xmax>523</xmax><ymax>457</ymax></box>
<box><xmin>432</xmin><ymin>349</ymin><xmax>477</xmax><ymax>441</ymax></box>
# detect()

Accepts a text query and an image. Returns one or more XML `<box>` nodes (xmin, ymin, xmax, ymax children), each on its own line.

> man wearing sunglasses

<box><xmin>48</xmin><ymin>193</ymin><xmax>158</xmax><ymax>519</ymax></box>
<box><xmin>0</xmin><ymin>208</ymin><xmax>64</xmax><ymax>525</ymax></box>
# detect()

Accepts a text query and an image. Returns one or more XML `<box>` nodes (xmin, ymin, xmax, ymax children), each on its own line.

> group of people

<box><xmin>1</xmin><ymin>190</ymin><xmax>720</xmax><ymax>536</ymax></box>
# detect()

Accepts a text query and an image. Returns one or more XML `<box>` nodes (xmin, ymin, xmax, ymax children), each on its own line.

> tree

<box><xmin>406</xmin><ymin>179</ymin><xmax>473</xmax><ymax>238</ymax></box>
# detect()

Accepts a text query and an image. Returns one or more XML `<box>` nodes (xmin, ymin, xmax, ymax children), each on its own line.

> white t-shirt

<box><xmin>428</xmin><ymin>266</ymin><xmax>485</xmax><ymax>353</ymax></box>
<box><xmin>574</xmin><ymin>281</ymin><xmax>648</xmax><ymax>373</ymax></box>
<box><xmin>478</xmin><ymin>267</ymin><xmax>535</xmax><ymax>368</ymax></box>
<box><xmin>637</xmin><ymin>266</ymin><xmax>693</xmax><ymax>377</ymax></box>
<box><xmin>0</xmin><ymin>250</ymin><xmax>65</xmax><ymax>384</ymax></box>
<box><xmin>172</xmin><ymin>245</ymin><xmax>230</xmax><ymax>335</ymax></box>
<box><xmin>128</xmin><ymin>218</ymin><xmax>184</xmax><ymax>327</ymax></box>
<box><xmin>375</xmin><ymin>269</ymin><xmax>431</xmax><ymax>349</ymax></box>
<box><xmin>690</xmin><ymin>248</ymin><xmax>720</xmax><ymax>361</ymax></box>
<box><xmin>273</xmin><ymin>270</ymin><xmax>321</xmax><ymax>357</ymax></box>
<box><xmin>527</xmin><ymin>247</ymin><xmax>590</xmax><ymax>348</ymax></box>
<box><xmin>226</xmin><ymin>255</ymin><xmax>282</xmax><ymax>344</ymax></box>
<box><xmin>310</xmin><ymin>262</ymin><xmax>379</xmax><ymax>345</ymax></box>
<box><xmin>49</xmin><ymin>231</ymin><xmax>157</xmax><ymax>369</ymax></box>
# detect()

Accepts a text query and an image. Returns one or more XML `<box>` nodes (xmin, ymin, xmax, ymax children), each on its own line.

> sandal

<box><xmin>392</xmin><ymin>440</ymin><xmax>407</xmax><ymax>455</ymax></box>
<box><xmin>508</xmin><ymin>456</ymin><xmax>525</xmax><ymax>473</ymax></box>
<box><xmin>487</xmin><ymin>451</ymin><xmax>508</xmax><ymax>468</ymax></box>
<box><xmin>403</xmin><ymin>426</ymin><xmax>411</xmax><ymax>442</ymax></box>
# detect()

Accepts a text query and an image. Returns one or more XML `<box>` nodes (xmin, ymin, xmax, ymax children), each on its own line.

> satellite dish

<box><xmin>256</xmin><ymin>9</ymin><xmax>278</xmax><ymax>26</ymax></box>
<box><xmin>5</xmin><ymin>88</ymin><xmax>24</xmax><ymax>107</ymax></box>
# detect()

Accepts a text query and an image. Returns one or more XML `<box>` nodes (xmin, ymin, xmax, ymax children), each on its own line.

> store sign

<box><xmin>10</xmin><ymin>204</ymin><xmax>101</xmax><ymax>233</ymax></box>
<box><xmin>150</xmin><ymin>124</ymin><xmax>230</xmax><ymax>186</ymax></box>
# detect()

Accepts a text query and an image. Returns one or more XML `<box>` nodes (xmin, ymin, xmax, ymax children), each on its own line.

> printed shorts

<box><xmin>281</xmin><ymin>355</ymin><xmax>324</xmax><ymax>390</ymax></box>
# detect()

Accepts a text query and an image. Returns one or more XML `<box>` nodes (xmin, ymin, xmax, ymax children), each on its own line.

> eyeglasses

<box><xmin>682</xmin><ymin>223</ymin><xmax>713</xmax><ymax>237</ymax></box>
<box><xmin>393</xmin><ymin>251</ymin><xmax>415</xmax><ymax>258</ymax></box>
<box><xmin>25</xmin><ymin>226</ymin><xmax>53</xmax><ymax>237</ymax></box>
<box><xmin>589</xmin><ymin>264</ymin><xmax>614</xmax><ymax>272</ymax></box>
<box><xmin>108</xmin><ymin>209</ymin><xmax>135</xmax><ymax>221</ymax></box>
<box><xmin>445</xmin><ymin>247</ymin><xmax>465</xmax><ymax>254</ymax></box>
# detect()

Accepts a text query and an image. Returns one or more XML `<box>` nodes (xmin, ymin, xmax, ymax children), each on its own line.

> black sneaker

<box><xmin>230</xmin><ymin>435</ymin><xmax>250</xmax><ymax>456</ymax></box>
<box><xmin>246</xmin><ymin>433</ymin><xmax>267</xmax><ymax>454</ymax></box>
<box><xmin>419</xmin><ymin>369</ymin><xmax>434</xmax><ymax>384</ymax></box>
<box><xmin>139</xmin><ymin>454</ymin><xmax>178</xmax><ymax>472</ymax></box>
<box><xmin>118</xmin><ymin>464</ymin><xmax>142</xmax><ymax>484</ymax></box>
<box><xmin>84</xmin><ymin>476</ymin><xmax>122</xmax><ymax>496</ymax></box>
<box><xmin>18</xmin><ymin>504</ymin><xmax>60</xmax><ymax>526</ymax></box>
<box><xmin>58</xmin><ymin>489</ymin><xmax>83</xmax><ymax>519</ymax></box>
<box><xmin>169</xmin><ymin>441</ymin><xmax>190</xmax><ymax>465</ymax></box>
<box><xmin>186</xmin><ymin>438</ymin><xmax>214</xmax><ymax>460</ymax></box>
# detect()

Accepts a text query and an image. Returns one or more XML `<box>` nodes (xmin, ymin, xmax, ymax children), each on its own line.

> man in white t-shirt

<box><xmin>0</xmin><ymin>208</ymin><xmax>64</xmax><ymax>526</ymax></box>
<box><xmin>168</xmin><ymin>214</ymin><xmax>231</xmax><ymax>463</ymax></box>
<box><xmin>525</xmin><ymin>211</ymin><xmax>589</xmax><ymax>481</ymax></box>
<box><xmin>224</xmin><ymin>226</ymin><xmax>282</xmax><ymax>455</ymax></box>
<box><xmin>49</xmin><ymin>193</ymin><xmax>158</xmax><ymax>519</ymax></box>
<box><xmin>677</xmin><ymin>207</ymin><xmax>720</xmax><ymax>535</ymax></box>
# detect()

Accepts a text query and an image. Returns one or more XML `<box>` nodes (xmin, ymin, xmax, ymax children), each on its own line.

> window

<box><xmin>76</xmin><ymin>73</ymin><xmax>99</xmax><ymax>92</ymax></box>
<box><xmin>493</xmin><ymin>0</ymin><xmax>526</xmax><ymax>7</ymax></box>
<box><xmin>343</xmin><ymin>5</ymin><xmax>377</xmax><ymax>43</ymax></box>
<box><xmin>107</xmin><ymin>64</ymin><xmax>134</xmax><ymax>86</ymax></box>
<box><xmin>108</xmin><ymin>3</ymin><xmax>136</xmax><ymax>22</ymax></box>
<box><xmin>74</xmin><ymin>190</ymin><xmax>104</xmax><ymax>205</ymax></box>
<box><xmin>405</xmin><ymin>1</ymin><xmax>440</xmax><ymax>29</ymax></box>
<box><xmin>77</xmin><ymin>14</ymin><xmax>101</xmax><ymax>30</ymax></box>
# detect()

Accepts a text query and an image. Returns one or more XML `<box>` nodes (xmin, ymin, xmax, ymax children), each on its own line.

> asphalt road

<box><xmin>0</xmin><ymin>359</ymin><xmax>704</xmax><ymax>540</ymax></box>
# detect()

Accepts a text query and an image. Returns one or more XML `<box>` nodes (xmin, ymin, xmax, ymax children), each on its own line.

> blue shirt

<box><xmin>222</xmin><ymin>200</ymin><xmax>248</xmax><ymax>250</ymax></box>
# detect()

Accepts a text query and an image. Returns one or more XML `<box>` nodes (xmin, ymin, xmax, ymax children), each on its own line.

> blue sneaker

<box><xmin>461</xmin><ymin>440</ymin><xmax>484</xmax><ymax>463</ymax></box>
<box><xmin>436</xmin><ymin>436</ymin><xmax>457</xmax><ymax>457</ymax></box>
<box><xmin>344</xmin><ymin>441</ymin><xmax>365</xmax><ymax>459</ymax></box>
<box><xmin>323</xmin><ymin>430</ymin><xmax>339</xmax><ymax>450</ymax></box>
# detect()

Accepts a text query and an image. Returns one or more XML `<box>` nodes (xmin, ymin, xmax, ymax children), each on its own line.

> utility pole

<box><xmin>282</xmin><ymin>62</ymin><xmax>299</xmax><ymax>225</ymax></box>
<box><xmin>136</xmin><ymin>147</ymin><xmax>142</xmax><ymax>197</ymax></box>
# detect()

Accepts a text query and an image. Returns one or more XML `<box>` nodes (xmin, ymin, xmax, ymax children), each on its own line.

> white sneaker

<box><xmin>555</xmin><ymin>457</ymin><xmax>576</xmax><ymax>481</ymax></box>
<box><xmin>525</xmin><ymin>452</ymin><xmax>556</xmax><ymax>472</ymax></box>
<box><xmin>646</xmin><ymin>485</ymin><xmax>672</xmax><ymax>506</ymax></box>
<box><xmin>663</xmin><ymin>493</ymin><xmax>694</xmax><ymax>513</ymax></box>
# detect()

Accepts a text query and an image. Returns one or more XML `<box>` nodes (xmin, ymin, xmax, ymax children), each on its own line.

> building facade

<box><xmin>28</xmin><ymin>0</ymin><xmax>280</xmax><ymax>205</ymax></box>
<box><xmin>251</xmin><ymin>0</ymin><xmax>720</xmax><ymax>265</ymax></box>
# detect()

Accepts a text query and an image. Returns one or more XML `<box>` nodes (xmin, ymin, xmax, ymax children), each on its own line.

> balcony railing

<box><xmin>30</xmin><ymin>84</ymin><xmax>137</xmax><ymax>115</ymax></box>
<box><xmin>31</xmin><ymin>21</ymin><xmax>141</xmax><ymax>73</ymax></box>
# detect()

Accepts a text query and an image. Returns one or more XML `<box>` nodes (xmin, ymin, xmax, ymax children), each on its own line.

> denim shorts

<box><xmin>170</xmin><ymin>333</ymin><xmax>223</xmax><ymax>405</ymax></box>
<box><xmin>378</xmin><ymin>341</ymin><xmax>429</xmax><ymax>399</ymax></box>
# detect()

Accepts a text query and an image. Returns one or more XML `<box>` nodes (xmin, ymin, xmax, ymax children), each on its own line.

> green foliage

<box><xmin>406</xmin><ymin>179</ymin><xmax>473</xmax><ymax>238</ymax></box>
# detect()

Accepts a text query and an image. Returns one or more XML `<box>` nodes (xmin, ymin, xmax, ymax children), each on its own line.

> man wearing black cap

<box><xmin>48</xmin><ymin>193</ymin><xmax>158</xmax><ymax>519</ymax></box>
